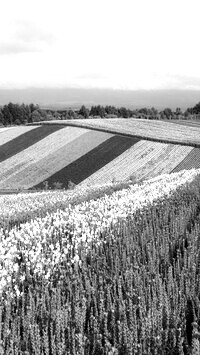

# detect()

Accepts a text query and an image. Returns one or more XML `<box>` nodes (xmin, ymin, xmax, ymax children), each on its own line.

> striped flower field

<box><xmin>1</xmin><ymin>122</ymin><xmax>200</xmax><ymax>191</ymax></box>
<box><xmin>34</xmin><ymin>118</ymin><xmax>200</xmax><ymax>146</ymax></box>
<box><xmin>2</xmin><ymin>121</ymin><xmax>200</xmax><ymax>353</ymax></box>
<box><xmin>80</xmin><ymin>141</ymin><xmax>193</xmax><ymax>186</ymax></box>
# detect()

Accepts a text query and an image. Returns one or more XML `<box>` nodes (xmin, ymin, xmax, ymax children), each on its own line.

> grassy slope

<box><xmin>0</xmin><ymin>130</ymin><xmax>113</xmax><ymax>189</ymax></box>
<box><xmin>30</xmin><ymin>118</ymin><xmax>200</xmax><ymax>146</ymax></box>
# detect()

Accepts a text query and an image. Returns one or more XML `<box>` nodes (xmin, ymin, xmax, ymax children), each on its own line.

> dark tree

<box><xmin>78</xmin><ymin>105</ymin><xmax>89</xmax><ymax>119</ymax></box>
<box><xmin>191</xmin><ymin>102</ymin><xmax>200</xmax><ymax>115</ymax></box>
<box><xmin>118</xmin><ymin>107</ymin><xmax>129</xmax><ymax>118</ymax></box>
<box><xmin>162</xmin><ymin>108</ymin><xmax>173</xmax><ymax>120</ymax></box>
<box><xmin>0</xmin><ymin>108</ymin><xmax>5</xmax><ymax>125</ymax></box>
<box><xmin>105</xmin><ymin>105</ymin><xmax>118</xmax><ymax>115</ymax></box>
<box><xmin>67</xmin><ymin>109</ymin><xmax>76</xmax><ymax>119</ymax></box>
<box><xmin>29</xmin><ymin>103</ymin><xmax>39</xmax><ymax>113</ymax></box>
<box><xmin>90</xmin><ymin>105</ymin><xmax>105</xmax><ymax>118</ymax></box>
<box><xmin>31</xmin><ymin>109</ymin><xmax>48</xmax><ymax>122</ymax></box>
<box><xmin>2</xmin><ymin>105</ymin><xmax>13</xmax><ymax>125</ymax></box>
<box><xmin>7</xmin><ymin>103</ymin><xmax>24</xmax><ymax>124</ymax></box>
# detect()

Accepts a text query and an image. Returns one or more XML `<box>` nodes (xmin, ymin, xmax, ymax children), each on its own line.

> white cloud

<box><xmin>0</xmin><ymin>0</ymin><xmax>199</xmax><ymax>89</ymax></box>
<box><xmin>0</xmin><ymin>18</ymin><xmax>55</xmax><ymax>56</ymax></box>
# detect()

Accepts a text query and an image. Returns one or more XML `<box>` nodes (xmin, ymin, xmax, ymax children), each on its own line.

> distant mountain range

<box><xmin>0</xmin><ymin>88</ymin><xmax>200</xmax><ymax>110</ymax></box>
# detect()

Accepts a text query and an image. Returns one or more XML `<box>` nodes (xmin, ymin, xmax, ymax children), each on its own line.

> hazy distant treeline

<box><xmin>1</xmin><ymin>101</ymin><xmax>200</xmax><ymax>126</ymax></box>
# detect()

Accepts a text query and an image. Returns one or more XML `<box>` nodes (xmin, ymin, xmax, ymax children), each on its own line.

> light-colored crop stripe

<box><xmin>0</xmin><ymin>127</ymin><xmax>89</xmax><ymax>188</ymax></box>
<box><xmin>0</xmin><ymin>127</ymin><xmax>15</xmax><ymax>133</ymax></box>
<box><xmin>81</xmin><ymin>141</ymin><xmax>193</xmax><ymax>186</ymax></box>
<box><xmin>0</xmin><ymin>130</ymin><xmax>113</xmax><ymax>189</ymax></box>
<box><xmin>0</xmin><ymin>126</ymin><xmax>39</xmax><ymax>145</ymax></box>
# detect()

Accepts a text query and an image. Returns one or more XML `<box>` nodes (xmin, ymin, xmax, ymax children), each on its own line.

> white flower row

<box><xmin>0</xmin><ymin>182</ymin><xmax>122</xmax><ymax>226</ymax></box>
<box><xmin>0</xmin><ymin>168</ymin><xmax>199</xmax><ymax>294</ymax></box>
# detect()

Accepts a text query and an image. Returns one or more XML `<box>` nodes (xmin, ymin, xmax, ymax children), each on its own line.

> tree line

<box><xmin>1</xmin><ymin>101</ymin><xmax>200</xmax><ymax>126</ymax></box>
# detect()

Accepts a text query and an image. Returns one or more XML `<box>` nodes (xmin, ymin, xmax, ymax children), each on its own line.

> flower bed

<box><xmin>0</xmin><ymin>169</ymin><xmax>199</xmax><ymax>295</ymax></box>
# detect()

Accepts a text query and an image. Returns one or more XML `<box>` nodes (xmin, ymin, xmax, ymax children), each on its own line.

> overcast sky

<box><xmin>0</xmin><ymin>0</ymin><xmax>200</xmax><ymax>91</ymax></box>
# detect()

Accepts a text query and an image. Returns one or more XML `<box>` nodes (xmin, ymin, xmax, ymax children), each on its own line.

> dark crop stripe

<box><xmin>172</xmin><ymin>148</ymin><xmax>200</xmax><ymax>173</ymax></box>
<box><xmin>3</xmin><ymin>130</ymin><xmax>112</xmax><ymax>189</ymax></box>
<box><xmin>0</xmin><ymin>125</ymin><xmax>64</xmax><ymax>163</ymax></box>
<box><xmin>34</xmin><ymin>135</ymin><xmax>140</xmax><ymax>189</ymax></box>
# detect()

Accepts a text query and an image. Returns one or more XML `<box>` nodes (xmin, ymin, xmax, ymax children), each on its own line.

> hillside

<box><xmin>2</xmin><ymin>121</ymin><xmax>200</xmax><ymax>353</ymax></box>
<box><xmin>32</xmin><ymin>118</ymin><xmax>200</xmax><ymax>146</ymax></box>
<box><xmin>1</xmin><ymin>119</ymin><xmax>200</xmax><ymax>190</ymax></box>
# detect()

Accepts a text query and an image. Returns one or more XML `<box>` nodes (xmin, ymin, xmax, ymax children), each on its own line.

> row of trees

<box><xmin>77</xmin><ymin>103</ymin><xmax>200</xmax><ymax>120</ymax></box>
<box><xmin>0</xmin><ymin>103</ymin><xmax>40</xmax><ymax>126</ymax></box>
<box><xmin>1</xmin><ymin>101</ymin><xmax>200</xmax><ymax>125</ymax></box>
<box><xmin>32</xmin><ymin>101</ymin><xmax>200</xmax><ymax>121</ymax></box>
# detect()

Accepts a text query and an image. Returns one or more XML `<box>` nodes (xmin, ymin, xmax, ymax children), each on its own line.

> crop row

<box><xmin>0</xmin><ymin>125</ymin><xmax>64</xmax><ymax>164</ymax></box>
<box><xmin>81</xmin><ymin>140</ymin><xmax>164</xmax><ymax>185</ymax></box>
<box><xmin>0</xmin><ymin>125</ymin><xmax>38</xmax><ymax>145</ymax></box>
<box><xmin>34</xmin><ymin>136</ymin><xmax>139</xmax><ymax>190</ymax></box>
<box><xmin>81</xmin><ymin>141</ymin><xmax>192</xmax><ymax>186</ymax></box>
<box><xmin>173</xmin><ymin>148</ymin><xmax>200</xmax><ymax>173</ymax></box>
<box><xmin>36</xmin><ymin>118</ymin><xmax>200</xmax><ymax>146</ymax></box>
<box><xmin>0</xmin><ymin>180</ymin><xmax>134</xmax><ymax>230</ymax></box>
<box><xmin>169</xmin><ymin>120</ymin><xmax>200</xmax><ymax>128</ymax></box>
<box><xmin>1</xmin><ymin>170</ymin><xmax>200</xmax><ymax>353</ymax></box>
<box><xmin>136</xmin><ymin>143</ymin><xmax>192</xmax><ymax>181</ymax></box>
<box><xmin>0</xmin><ymin>127</ymin><xmax>14</xmax><ymax>133</ymax></box>
<box><xmin>0</xmin><ymin>127</ymin><xmax>91</xmax><ymax>189</ymax></box>
<box><xmin>0</xmin><ymin>169</ymin><xmax>199</xmax><ymax>294</ymax></box>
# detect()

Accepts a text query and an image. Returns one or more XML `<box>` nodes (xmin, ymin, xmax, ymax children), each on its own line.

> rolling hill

<box><xmin>31</xmin><ymin>118</ymin><xmax>200</xmax><ymax>146</ymax></box>
<box><xmin>1</xmin><ymin>118</ymin><xmax>200</xmax><ymax>191</ymax></box>
<box><xmin>2</xmin><ymin>118</ymin><xmax>200</xmax><ymax>353</ymax></box>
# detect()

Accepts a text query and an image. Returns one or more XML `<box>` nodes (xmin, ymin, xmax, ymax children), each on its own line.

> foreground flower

<box><xmin>0</xmin><ymin>168</ymin><xmax>199</xmax><ymax>294</ymax></box>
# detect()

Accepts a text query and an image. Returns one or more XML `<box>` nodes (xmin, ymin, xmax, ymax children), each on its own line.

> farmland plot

<box><xmin>1</xmin><ymin>122</ymin><xmax>200</xmax><ymax>191</ymax></box>
<box><xmin>0</xmin><ymin>130</ymin><xmax>113</xmax><ymax>189</ymax></box>
<box><xmin>172</xmin><ymin>147</ymin><xmax>200</xmax><ymax>172</ymax></box>
<box><xmin>0</xmin><ymin>127</ymin><xmax>15</xmax><ymax>133</ymax></box>
<box><xmin>0</xmin><ymin>124</ymin><xmax>65</xmax><ymax>163</ymax></box>
<box><xmin>34</xmin><ymin>135</ymin><xmax>139</xmax><ymax>189</ymax></box>
<box><xmin>0</xmin><ymin>125</ymin><xmax>39</xmax><ymax>145</ymax></box>
<box><xmin>34</xmin><ymin>118</ymin><xmax>200</xmax><ymax>146</ymax></box>
<box><xmin>135</xmin><ymin>143</ymin><xmax>193</xmax><ymax>180</ymax></box>
<box><xmin>168</xmin><ymin>119</ymin><xmax>200</xmax><ymax>128</ymax></box>
<box><xmin>81</xmin><ymin>140</ymin><xmax>192</xmax><ymax>185</ymax></box>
